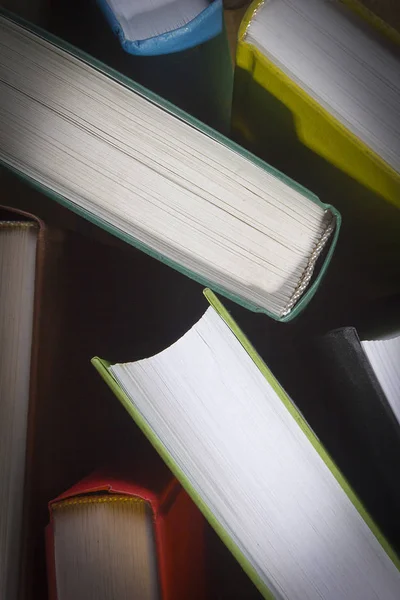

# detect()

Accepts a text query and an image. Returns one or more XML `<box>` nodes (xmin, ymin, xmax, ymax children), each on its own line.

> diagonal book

<box><xmin>0</xmin><ymin>12</ymin><xmax>340</xmax><ymax>321</ymax></box>
<box><xmin>92</xmin><ymin>289</ymin><xmax>400</xmax><ymax>600</ymax></box>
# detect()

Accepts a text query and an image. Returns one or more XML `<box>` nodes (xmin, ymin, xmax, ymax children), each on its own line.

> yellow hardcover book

<box><xmin>233</xmin><ymin>0</ymin><xmax>400</xmax><ymax>209</ymax></box>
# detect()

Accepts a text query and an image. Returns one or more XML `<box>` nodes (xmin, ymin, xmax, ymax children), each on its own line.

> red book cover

<box><xmin>46</xmin><ymin>467</ymin><xmax>206</xmax><ymax>600</ymax></box>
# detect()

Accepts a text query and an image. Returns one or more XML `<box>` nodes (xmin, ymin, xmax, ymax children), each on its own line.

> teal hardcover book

<box><xmin>0</xmin><ymin>11</ymin><xmax>340</xmax><ymax>322</ymax></box>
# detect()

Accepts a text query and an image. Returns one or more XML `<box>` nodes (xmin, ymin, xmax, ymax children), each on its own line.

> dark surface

<box><xmin>3</xmin><ymin>0</ymin><xmax>400</xmax><ymax>596</ymax></box>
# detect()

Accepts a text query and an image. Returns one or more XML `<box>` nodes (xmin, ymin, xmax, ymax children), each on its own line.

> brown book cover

<box><xmin>0</xmin><ymin>204</ymin><xmax>61</xmax><ymax>600</ymax></box>
<box><xmin>17</xmin><ymin>211</ymin><xmax>67</xmax><ymax>600</ymax></box>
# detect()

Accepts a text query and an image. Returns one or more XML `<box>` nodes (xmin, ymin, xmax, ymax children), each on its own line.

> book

<box><xmin>0</xmin><ymin>205</ymin><xmax>44</xmax><ymax>600</ymax></box>
<box><xmin>296</xmin><ymin>324</ymin><xmax>400</xmax><ymax>552</ymax></box>
<box><xmin>0</xmin><ymin>201</ymin><xmax>78</xmax><ymax>600</ymax></box>
<box><xmin>0</xmin><ymin>12</ymin><xmax>340</xmax><ymax>322</ymax></box>
<box><xmin>317</xmin><ymin>326</ymin><xmax>400</xmax><ymax>466</ymax></box>
<box><xmin>46</xmin><ymin>468</ymin><xmax>206</xmax><ymax>600</ymax></box>
<box><xmin>92</xmin><ymin>289</ymin><xmax>400</xmax><ymax>600</ymax></box>
<box><xmin>232</xmin><ymin>0</ymin><xmax>400</xmax><ymax>329</ymax></box>
<box><xmin>233</xmin><ymin>0</ymin><xmax>400</xmax><ymax>209</ymax></box>
<box><xmin>317</xmin><ymin>326</ymin><xmax>400</xmax><ymax>434</ymax></box>
<box><xmin>97</xmin><ymin>0</ymin><xmax>223</xmax><ymax>55</ymax></box>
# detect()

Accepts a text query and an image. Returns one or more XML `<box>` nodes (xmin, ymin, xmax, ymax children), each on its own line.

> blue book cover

<box><xmin>97</xmin><ymin>0</ymin><xmax>223</xmax><ymax>55</ymax></box>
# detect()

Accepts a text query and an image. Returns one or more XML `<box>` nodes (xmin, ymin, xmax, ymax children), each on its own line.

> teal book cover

<box><xmin>0</xmin><ymin>9</ymin><xmax>340</xmax><ymax>321</ymax></box>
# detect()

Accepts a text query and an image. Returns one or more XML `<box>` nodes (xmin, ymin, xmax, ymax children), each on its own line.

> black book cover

<box><xmin>311</xmin><ymin>327</ymin><xmax>400</xmax><ymax>551</ymax></box>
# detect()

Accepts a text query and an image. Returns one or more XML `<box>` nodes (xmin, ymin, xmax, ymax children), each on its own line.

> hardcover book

<box><xmin>93</xmin><ymin>289</ymin><xmax>400</xmax><ymax>599</ymax></box>
<box><xmin>0</xmin><ymin>11</ymin><xmax>340</xmax><ymax>322</ymax></box>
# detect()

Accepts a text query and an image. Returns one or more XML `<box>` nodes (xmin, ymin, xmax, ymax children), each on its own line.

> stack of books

<box><xmin>1</xmin><ymin>1</ymin><xmax>399</xmax><ymax>599</ymax></box>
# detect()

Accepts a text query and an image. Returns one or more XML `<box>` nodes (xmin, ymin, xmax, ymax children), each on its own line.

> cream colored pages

<box><xmin>53</xmin><ymin>499</ymin><xmax>159</xmax><ymax>600</ymax></box>
<box><xmin>0</xmin><ymin>221</ymin><xmax>37</xmax><ymax>600</ymax></box>
<box><xmin>0</xmin><ymin>16</ymin><xmax>334</xmax><ymax>318</ymax></box>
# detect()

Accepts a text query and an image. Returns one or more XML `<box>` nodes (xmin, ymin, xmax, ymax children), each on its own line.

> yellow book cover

<box><xmin>233</xmin><ymin>0</ymin><xmax>400</xmax><ymax>209</ymax></box>
<box><xmin>232</xmin><ymin>0</ymin><xmax>400</xmax><ymax>324</ymax></box>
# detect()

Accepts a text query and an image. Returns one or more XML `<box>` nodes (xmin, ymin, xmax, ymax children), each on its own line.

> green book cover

<box><xmin>0</xmin><ymin>10</ymin><xmax>341</xmax><ymax>322</ymax></box>
<box><xmin>92</xmin><ymin>289</ymin><xmax>400</xmax><ymax>599</ymax></box>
